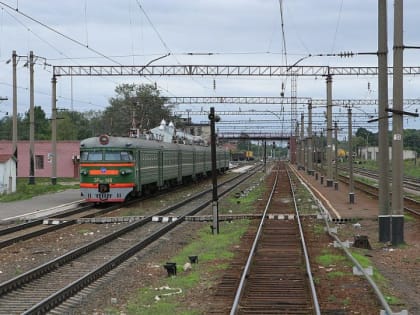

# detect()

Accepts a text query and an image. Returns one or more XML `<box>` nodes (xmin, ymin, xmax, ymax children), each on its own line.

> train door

<box><xmin>158</xmin><ymin>149</ymin><xmax>163</xmax><ymax>187</ymax></box>
<box><xmin>135</xmin><ymin>150</ymin><xmax>141</xmax><ymax>194</ymax></box>
<box><xmin>178</xmin><ymin>150</ymin><xmax>182</xmax><ymax>184</ymax></box>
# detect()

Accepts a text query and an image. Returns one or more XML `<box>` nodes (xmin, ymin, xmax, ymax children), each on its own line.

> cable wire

<box><xmin>0</xmin><ymin>1</ymin><xmax>121</xmax><ymax>65</ymax></box>
<box><xmin>330</xmin><ymin>0</ymin><xmax>344</xmax><ymax>54</ymax></box>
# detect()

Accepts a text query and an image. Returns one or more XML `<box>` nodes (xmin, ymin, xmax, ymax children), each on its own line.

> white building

<box><xmin>131</xmin><ymin>120</ymin><xmax>208</xmax><ymax>145</ymax></box>
<box><xmin>359</xmin><ymin>146</ymin><xmax>417</xmax><ymax>161</ymax></box>
<box><xmin>0</xmin><ymin>154</ymin><xmax>17</xmax><ymax>194</ymax></box>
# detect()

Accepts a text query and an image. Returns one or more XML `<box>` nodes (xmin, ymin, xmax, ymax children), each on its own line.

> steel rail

<box><xmin>289</xmin><ymin>165</ymin><xmax>395</xmax><ymax>315</ymax></box>
<box><xmin>287</xmin><ymin>166</ymin><xmax>321</xmax><ymax>315</ymax></box>
<box><xmin>0</xmin><ymin>167</ymin><xmax>258</xmax><ymax>249</ymax></box>
<box><xmin>0</xmin><ymin>167</ymin><xmax>259</xmax><ymax>313</ymax></box>
<box><xmin>0</xmin><ymin>168</ymin><xmax>253</xmax><ymax>296</ymax></box>
<box><xmin>0</xmin><ymin>204</ymin><xmax>118</xmax><ymax>249</ymax></box>
<box><xmin>229</xmin><ymin>167</ymin><xmax>279</xmax><ymax>315</ymax></box>
<box><xmin>22</xmin><ymin>166</ymin><xmax>259</xmax><ymax>315</ymax></box>
<box><xmin>0</xmin><ymin>203</ymin><xmax>90</xmax><ymax>236</ymax></box>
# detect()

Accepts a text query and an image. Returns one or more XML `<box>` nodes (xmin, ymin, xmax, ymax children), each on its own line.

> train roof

<box><xmin>80</xmin><ymin>135</ymin><xmax>214</xmax><ymax>152</ymax></box>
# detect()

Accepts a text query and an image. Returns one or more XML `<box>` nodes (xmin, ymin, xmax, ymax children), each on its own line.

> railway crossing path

<box><xmin>0</xmin><ymin>189</ymin><xmax>82</xmax><ymax>222</ymax></box>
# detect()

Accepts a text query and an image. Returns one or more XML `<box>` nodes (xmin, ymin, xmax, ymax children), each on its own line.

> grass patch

<box><xmin>385</xmin><ymin>295</ymin><xmax>403</xmax><ymax>305</ymax></box>
<box><xmin>327</xmin><ymin>271</ymin><xmax>349</xmax><ymax>279</ymax></box>
<box><xmin>404</xmin><ymin>213</ymin><xmax>415</xmax><ymax>222</ymax></box>
<box><xmin>315</xmin><ymin>250</ymin><xmax>346</xmax><ymax>266</ymax></box>
<box><xmin>312</xmin><ymin>223</ymin><xmax>325</xmax><ymax>235</ymax></box>
<box><xmin>224</xmin><ymin>178</ymin><xmax>265</xmax><ymax>214</ymax></box>
<box><xmin>351</xmin><ymin>250</ymin><xmax>386</xmax><ymax>284</ymax></box>
<box><xmin>0</xmin><ymin>177</ymin><xmax>79</xmax><ymax>202</ymax></box>
<box><xmin>124</xmin><ymin>220</ymin><xmax>250</xmax><ymax>315</ymax></box>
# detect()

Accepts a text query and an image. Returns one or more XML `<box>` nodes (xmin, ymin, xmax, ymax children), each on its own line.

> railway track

<box><xmin>337</xmin><ymin>174</ymin><xmax>420</xmax><ymax>217</ymax></box>
<box><xmin>0</xmin><ymin>203</ymin><xmax>122</xmax><ymax>249</ymax></box>
<box><xmin>337</xmin><ymin>165</ymin><xmax>420</xmax><ymax>193</ymax></box>
<box><xmin>0</xmin><ymin>167</ymin><xmax>258</xmax><ymax>250</ymax></box>
<box><xmin>0</xmin><ymin>166</ymin><xmax>260</xmax><ymax>314</ymax></box>
<box><xmin>212</xmin><ymin>162</ymin><xmax>319</xmax><ymax>314</ymax></box>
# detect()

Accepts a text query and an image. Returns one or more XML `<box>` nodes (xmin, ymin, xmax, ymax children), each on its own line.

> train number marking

<box><xmin>96</xmin><ymin>193</ymin><xmax>112</xmax><ymax>200</ymax></box>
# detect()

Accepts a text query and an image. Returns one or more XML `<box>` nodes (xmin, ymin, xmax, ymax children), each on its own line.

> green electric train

<box><xmin>79</xmin><ymin>134</ymin><xmax>229</xmax><ymax>202</ymax></box>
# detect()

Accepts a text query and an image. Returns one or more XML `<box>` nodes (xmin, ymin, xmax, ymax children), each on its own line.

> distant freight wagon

<box><xmin>231</xmin><ymin>151</ymin><xmax>254</xmax><ymax>161</ymax></box>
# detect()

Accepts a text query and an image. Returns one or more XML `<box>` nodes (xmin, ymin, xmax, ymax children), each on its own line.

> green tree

<box><xmin>20</xmin><ymin>106</ymin><xmax>50</xmax><ymax>140</ymax></box>
<box><xmin>82</xmin><ymin>110</ymin><xmax>106</xmax><ymax>137</ymax></box>
<box><xmin>404</xmin><ymin>129</ymin><xmax>420</xmax><ymax>154</ymax></box>
<box><xmin>0</xmin><ymin>116</ymin><xmax>12</xmax><ymax>140</ymax></box>
<box><xmin>237</xmin><ymin>133</ymin><xmax>251</xmax><ymax>151</ymax></box>
<box><xmin>102</xmin><ymin>83</ymin><xmax>172</xmax><ymax>136</ymax></box>
<box><xmin>57</xmin><ymin>110</ymin><xmax>91</xmax><ymax>140</ymax></box>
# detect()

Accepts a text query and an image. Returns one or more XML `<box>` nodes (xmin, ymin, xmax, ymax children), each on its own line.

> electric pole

<box><xmin>209</xmin><ymin>107</ymin><xmax>220</xmax><ymax>234</ymax></box>
<box><xmin>28</xmin><ymin>51</ymin><xmax>35</xmax><ymax>185</ymax></box>
<box><xmin>391</xmin><ymin>0</ymin><xmax>404</xmax><ymax>245</ymax></box>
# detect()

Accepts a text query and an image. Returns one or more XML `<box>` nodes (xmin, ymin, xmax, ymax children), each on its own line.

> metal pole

<box><xmin>378</xmin><ymin>0</ymin><xmax>391</xmax><ymax>242</ymax></box>
<box><xmin>307</xmin><ymin>101</ymin><xmax>313</xmax><ymax>174</ymax></box>
<box><xmin>295</xmin><ymin>122</ymin><xmax>300</xmax><ymax>167</ymax></box>
<box><xmin>263</xmin><ymin>140</ymin><xmax>267</xmax><ymax>172</ymax></box>
<box><xmin>12</xmin><ymin>51</ymin><xmax>18</xmax><ymax>170</ymax></box>
<box><xmin>300</xmin><ymin>113</ymin><xmax>304</xmax><ymax>170</ymax></box>
<box><xmin>28</xmin><ymin>51</ymin><xmax>35</xmax><ymax>185</ymax></box>
<box><xmin>209</xmin><ymin>107</ymin><xmax>219</xmax><ymax>234</ymax></box>
<box><xmin>320</xmin><ymin>130</ymin><xmax>324</xmax><ymax>185</ymax></box>
<box><xmin>348</xmin><ymin>108</ymin><xmax>355</xmax><ymax>203</ymax></box>
<box><xmin>391</xmin><ymin>0</ymin><xmax>404</xmax><ymax>245</ymax></box>
<box><xmin>326</xmin><ymin>73</ymin><xmax>333</xmax><ymax>187</ymax></box>
<box><xmin>51</xmin><ymin>76</ymin><xmax>57</xmax><ymax>185</ymax></box>
<box><xmin>334</xmin><ymin>121</ymin><xmax>338</xmax><ymax>190</ymax></box>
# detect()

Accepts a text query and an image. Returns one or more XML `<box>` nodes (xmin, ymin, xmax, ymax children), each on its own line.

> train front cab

<box><xmin>80</xmin><ymin>149</ymin><xmax>136</xmax><ymax>202</ymax></box>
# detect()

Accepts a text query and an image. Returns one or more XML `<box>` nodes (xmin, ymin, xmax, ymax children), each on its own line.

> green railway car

<box><xmin>79</xmin><ymin>135</ymin><xmax>229</xmax><ymax>202</ymax></box>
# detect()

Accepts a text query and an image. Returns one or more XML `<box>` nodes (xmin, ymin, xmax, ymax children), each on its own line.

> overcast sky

<box><xmin>0</xmin><ymin>0</ymin><xmax>419</xmax><ymax>134</ymax></box>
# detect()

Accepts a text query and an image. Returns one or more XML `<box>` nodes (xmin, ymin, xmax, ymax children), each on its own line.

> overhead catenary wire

<box><xmin>0</xmin><ymin>1</ymin><xmax>122</xmax><ymax>65</ymax></box>
<box><xmin>0</xmin><ymin>81</ymin><xmax>107</xmax><ymax>110</ymax></box>
<box><xmin>1</xmin><ymin>7</ymin><xmax>125</xmax><ymax>109</ymax></box>
<box><xmin>84</xmin><ymin>0</ymin><xmax>89</xmax><ymax>47</ymax></box>
<box><xmin>330</xmin><ymin>0</ymin><xmax>344</xmax><ymax>55</ymax></box>
<box><xmin>278</xmin><ymin>0</ymin><xmax>288</xmax><ymax>95</ymax></box>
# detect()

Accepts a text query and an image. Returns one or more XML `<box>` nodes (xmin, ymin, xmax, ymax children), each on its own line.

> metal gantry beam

<box><xmin>218</xmin><ymin>132</ymin><xmax>291</xmax><ymax>140</ymax></box>
<box><xmin>167</xmin><ymin>96</ymin><xmax>311</xmax><ymax>105</ymax></box>
<box><xmin>168</xmin><ymin>96</ymin><xmax>420</xmax><ymax>107</ymax></box>
<box><xmin>53</xmin><ymin>65</ymin><xmax>420</xmax><ymax>77</ymax></box>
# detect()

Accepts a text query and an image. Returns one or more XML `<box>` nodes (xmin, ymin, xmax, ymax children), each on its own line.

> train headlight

<box><xmin>120</xmin><ymin>168</ymin><xmax>132</xmax><ymax>176</ymax></box>
<box><xmin>80</xmin><ymin>169</ymin><xmax>88</xmax><ymax>176</ymax></box>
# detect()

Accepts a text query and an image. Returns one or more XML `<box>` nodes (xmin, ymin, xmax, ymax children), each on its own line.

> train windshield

<box><xmin>104</xmin><ymin>151</ymin><xmax>133</xmax><ymax>161</ymax></box>
<box><xmin>80</xmin><ymin>151</ymin><xmax>103</xmax><ymax>161</ymax></box>
<box><xmin>80</xmin><ymin>150</ymin><xmax>133</xmax><ymax>161</ymax></box>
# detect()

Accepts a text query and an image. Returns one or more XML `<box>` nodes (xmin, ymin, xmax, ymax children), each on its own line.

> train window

<box><xmin>121</xmin><ymin>151</ymin><xmax>133</xmax><ymax>161</ymax></box>
<box><xmin>81</xmin><ymin>151</ymin><xmax>103</xmax><ymax>161</ymax></box>
<box><xmin>104</xmin><ymin>151</ymin><xmax>121</xmax><ymax>161</ymax></box>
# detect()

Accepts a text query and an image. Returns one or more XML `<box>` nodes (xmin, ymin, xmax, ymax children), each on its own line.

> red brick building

<box><xmin>0</xmin><ymin>141</ymin><xmax>80</xmax><ymax>178</ymax></box>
